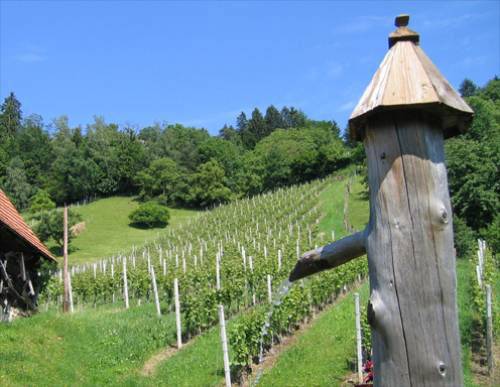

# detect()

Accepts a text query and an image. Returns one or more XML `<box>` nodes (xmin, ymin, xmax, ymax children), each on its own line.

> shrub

<box><xmin>482</xmin><ymin>213</ymin><xmax>500</xmax><ymax>257</ymax></box>
<box><xmin>129</xmin><ymin>201</ymin><xmax>169</xmax><ymax>228</ymax></box>
<box><xmin>453</xmin><ymin>216</ymin><xmax>476</xmax><ymax>258</ymax></box>
<box><xmin>34</xmin><ymin>208</ymin><xmax>82</xmax><ymax>252</ymax></box>
<box><xmin>29</xmin><ymin>189</ymin><xmax>56</xmax><ymax>215</ymax></box>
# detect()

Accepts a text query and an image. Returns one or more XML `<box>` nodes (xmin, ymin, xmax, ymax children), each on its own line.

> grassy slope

<box><xmin>0</xmin><ymin>304</ymin><xmax>177</xmax><ymax>386</ymax></box>
<box><xmin>456</xmin><ymin>258</ymin><xmax>476</xmax><ymax>387</ymax></box>
<box><xmin>260</xmin><ymin>283</ymin><xmax>369</xmax><ymax>386</ymax></box>
<box><xmin>48</xmin><ymin>196</ymin><xmax>198</xmax><ymax>264</ymax></box>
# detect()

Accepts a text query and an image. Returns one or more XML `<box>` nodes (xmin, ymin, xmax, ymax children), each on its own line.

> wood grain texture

<box><xmin>289</xmin><ymin>231</ymin><xmax>366</xmax><ymax>282</ymax></box>
<box><xmin>364</xmin><ymin>111</ymin><xmax>463</xmax><ymax>386</ymax></box>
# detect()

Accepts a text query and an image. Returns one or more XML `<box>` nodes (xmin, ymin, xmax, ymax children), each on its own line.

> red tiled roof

<box><xmin>0</xmin><ymin>189</ymin><xmax>56</xmax><ymax>261</ymax></box>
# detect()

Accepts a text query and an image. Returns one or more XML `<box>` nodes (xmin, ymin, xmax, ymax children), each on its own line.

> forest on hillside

<box><xmin>0</xmin><ymin>101</ymin><xmax>347</xmax><ymax>209</ymax></box>
<box><xmin>0</xmin><ymin>77</ymin><xmax>498</xmax><ymax>255</ymax></box>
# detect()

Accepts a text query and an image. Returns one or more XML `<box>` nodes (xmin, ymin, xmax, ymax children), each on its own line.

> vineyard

<box><xmin>7</xmin><ymin>173</ymin><xmax>367</xmax><ymax>385</ymax></box>
<box><xmin>2</xmin><ymin>172</ymin><xmax>492</xmax><ymax>386</ymax></box>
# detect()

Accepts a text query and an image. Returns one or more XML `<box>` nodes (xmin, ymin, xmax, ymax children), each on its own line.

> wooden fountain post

<box><xmin>289</xmin><ymin>15</ymin><xmax>473</xmax><ymax>386</ymax></box>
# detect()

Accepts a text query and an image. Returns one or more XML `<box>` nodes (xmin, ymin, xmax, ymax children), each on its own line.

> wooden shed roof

<box><xmin>349</xmin><ymin>15</ymin><xmax>474</xmax><ymax>141</ymax></box>
<box><xmin>0</xmin><ymin>189</ymin><xmax>56</xmax><ymax>262</ymax></box>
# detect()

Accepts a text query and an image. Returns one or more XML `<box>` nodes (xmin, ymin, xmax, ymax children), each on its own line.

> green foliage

<box><xmin>264</xmin><ymin>105</ymin><xmax>284</xmax><ymax>133</ymax></box>
<box><xmin>470</xmin><ymin>244</ymin><xmax>497</xmax><ymax>342</ymax></box>
<box><xmin>453</xmin><ymin>216</ymin><xmax>476</xmax><ymax>259</ymax></box>
<box><xmin>482</xmin><ymin>213</ymin><xmax>500</xmax><ymax>255</ymax></box>
<box><xmin>29</xmin><ymin>189</ymin><xmax>56</xmax><ymax>214</ymax></box>
<box><xmin>128</xmin><ymin>201</ymin><xmax>170</xmax><ymax>228</ymax></box>
<box><xmin>188</xmin><ymin>159</ymin><xmax>233</xmax><ymax>207</ymax></box>
<box><xmin>135</xmin><ymin>157</ymin><xmax>181</xmax><ymax>202</ymax></box>
<box><xmin>34</xmin><ymin>208</ymin><xmax>82</xmax><ymax>250</ymax></box>
<box><xmin>17</xmin><ymin>114</ymin><xmax>54</xmax><ymax>187</ymax></box>
<box><xmin>251</xmin><ymin>125</ymin><xmax>347</xmax><ymax>190</ymax></box>
<box><xmin>446</xmin><ymin>78</ymin><xmax>500</xmax><ymax>231</ymax></box>
<box><xmin>0</xmin><ymin>91</ymin><xmax>350</xmax><ymax>209</ymax></box>
<box><xmin>1</xmin><ymin>156</ymin><xmax>33</xmax><ymax>210</ymax></box>
<box><xmin>459</xmin><ymin>78</ymin><xmax>479</xmax><ymax>98</ymax></box>
<box><xmin>0</xmin><ymin>92</ymin><xmax>22</xmax><ymax>138</ymax></box>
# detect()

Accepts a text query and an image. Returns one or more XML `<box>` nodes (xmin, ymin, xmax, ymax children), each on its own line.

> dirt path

<box><xmin>140</xmin><ymin>337</ymin><xmax>196</xmax><ymax>376</ymax></box>
<box><xmin>471</xmin><ymin>342</ymin><xmax>499</xmax><ymax>386</ymax></box>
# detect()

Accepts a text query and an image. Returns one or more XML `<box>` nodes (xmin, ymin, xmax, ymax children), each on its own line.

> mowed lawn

<box><xmin>47</xmin><ymin>196</ymin><xmax>199</xmax><ymax>265</ymax></box>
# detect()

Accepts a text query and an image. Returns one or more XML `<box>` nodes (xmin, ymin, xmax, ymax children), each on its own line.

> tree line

<box><xmin>0</xmin><ymin>77</ymin><xmax>497</xmax><ymax>256</ymax></box>
<box><xmin>447</xmin><ymin>77</ymin><xmax>499</xmax><ymax>256</ymax></box>
<box><xmin>0</xmin><ymin>97</ymin><xmax>348</xmax><ymax>212</ymax></box>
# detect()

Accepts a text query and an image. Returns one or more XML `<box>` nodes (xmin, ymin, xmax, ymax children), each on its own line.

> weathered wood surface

<box><xmin>63</xmin><ymin>205</ymin><xmax>70</xmax><ymax>313</ymax></box>
<box><xmin>289</xmin><ymin>230</ymin><xmax>366</xmax><ymax>281</ymax></box>
<box><xmin>364</xmin><ymin>112</ymin><xmax>462</xmax><ymax>386</ymax></box>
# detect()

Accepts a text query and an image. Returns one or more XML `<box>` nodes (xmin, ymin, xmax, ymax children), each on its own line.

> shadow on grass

<box><xmin>128</xmin><ymin>222</ymin><xmax>168</xmax><ymax>230</ymax></box>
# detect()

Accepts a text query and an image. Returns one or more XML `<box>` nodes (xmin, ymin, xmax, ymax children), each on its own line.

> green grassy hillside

<box><xmin>47</xmin><ymin>196</ymin><xmax>198</xmax><ymax>265</ymax></box>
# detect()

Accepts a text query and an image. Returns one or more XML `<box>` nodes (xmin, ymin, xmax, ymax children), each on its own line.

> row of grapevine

<box><xmin>470</xmin><ymin>239</ymin><xmax>497</xmax><ymax>375</ymax></box>
<box><xmin>228</xmin><ymin>258</ymin><xmax>367</xmax><ymax>379</ymax></box>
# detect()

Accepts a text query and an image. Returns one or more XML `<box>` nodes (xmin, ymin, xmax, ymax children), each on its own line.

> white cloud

<box><xmin>337</xmin><ymin>100</ymin><xmax>355</xmax><ymax>112</ymax></box>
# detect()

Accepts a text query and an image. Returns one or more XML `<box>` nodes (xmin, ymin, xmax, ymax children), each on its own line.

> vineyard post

<box><xmin>267</xmin><ymin>275</ymin><xmax>272</xmax><ymax>303</ymax></box>
<box><xmin>218</xmin><ymin>304</ymin><xmax>232</xmax><ymax>387</ymax></box>
<box><xmin>150</xmin><ymin>266</ymin><xmax>161</xmax><ymax>317</ymax></box>
<box><xmin>111</xmin><ymin>262</ymin><xmax>115</xmax><ymax>303</ymax></box>
<box><xmin>63</xmin><ymin>204</ymin><xmax>70</xmax><ymax>313</ymax></box>
<box><xmin>216</xmin><ymin>252</ymin><xmax>221</xmax><ymax>291</ymax></box>
<box><xmin>486</xmin><ymin>284</ymin><xmax>493</xmax><ymax>376</ymax></box>
<box><xmin>355</xmin><ymin>292</ymin><xmax>363</xmax><ymax>384</ymax></box>
<box><xmin>174</xmin><ymin>278</ymin><xmax>182</xmax><ymax>348</ymax></box>
<box><xmin>278</xmin><ymin>249</ymin><xmax>282</xmax><ymax>271</ymax></box>
<box><xmin>67</xmin><ymin>271</ymin><xmax>74</xmax><ymax>313</ymax></box>
<box><xmin>249</xmin><ymin>256</ymin><xmax>256</xmax><ymax>305</ymax></box>
<box><xmin>123</xmin><ymin>258</ymin><xmax>129</xmax><ymax>309</ymax></box>
<box><xmin>289</xmin><ymin>15</ymin><xmax>473</xmax><ymax>386</ymax></box>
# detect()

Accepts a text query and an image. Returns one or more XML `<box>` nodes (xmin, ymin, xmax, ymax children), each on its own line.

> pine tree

<box><xmin>280</xmin><ymin>106</ymin><xmax>292</xmax><ymax>128</ymax></box>
<box><xmin>289</xmin><ymin>107</ymin><xmax>307</xmax><ymax>127</ymax></box>
<box><xmin>0</xmin><ymin>92</ymin><xmax>22</xmax><ymax>138</ymax></box>
<box><xmin>264</xmin><ymin>105</ymin><xmax>283</xmax><ymax>134</ymax></box>
<box><xmin>459</xmin><ymin>78</ymin><xmax>479</xmax><ymax>98</ymax></box>
<box><xmin>236</xmin><ymin>112</ymin><xmax>248</xmax><ymax>132</ymax></box>
<box><xmin>244</xmin><ymin>108</ymin><xmax>266</xmax><ymax>148</ymax></box>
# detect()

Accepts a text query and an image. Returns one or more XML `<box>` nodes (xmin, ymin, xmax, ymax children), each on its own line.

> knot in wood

<box><xmin>438</xmin><ymin>361</ymin><xmax>447</xmax><ymax>377</ymax></box>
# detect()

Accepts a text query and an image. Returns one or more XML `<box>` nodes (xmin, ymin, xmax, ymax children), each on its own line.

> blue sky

<box><xmin>1</xmin><ymin>1</ymin><xmax>498</xmax><ymax>135</ymax></box>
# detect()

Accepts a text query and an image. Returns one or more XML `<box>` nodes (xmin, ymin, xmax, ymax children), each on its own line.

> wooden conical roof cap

<box><xmin>349</xmin><ymin>15</ymin><xmax>474</xmax><ymax>141</ymax></box>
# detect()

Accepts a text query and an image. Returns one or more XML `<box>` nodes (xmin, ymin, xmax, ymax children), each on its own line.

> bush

<box><xmin>453</xmin><ymin>216</ymin><xmax>476</xmax><ymax>258</ymax></box>
<box><xmin>34</xmin><ymin>208</ymin><xmax>82</xmax><ymax>252</ymax></box>
<box><xmin>29</xmin><ymin>189</ymin><xmax>55</xmax><ymax>215</ymax></box>
<box><xmin>482</xmin><ymin>213</ymin><xmax>500</xmax><ymax>257</ymax></box>
<box><xmin>129</xmin><ymin>201</ymin><xmax>169</xmax><ymax>228</ymax></box>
